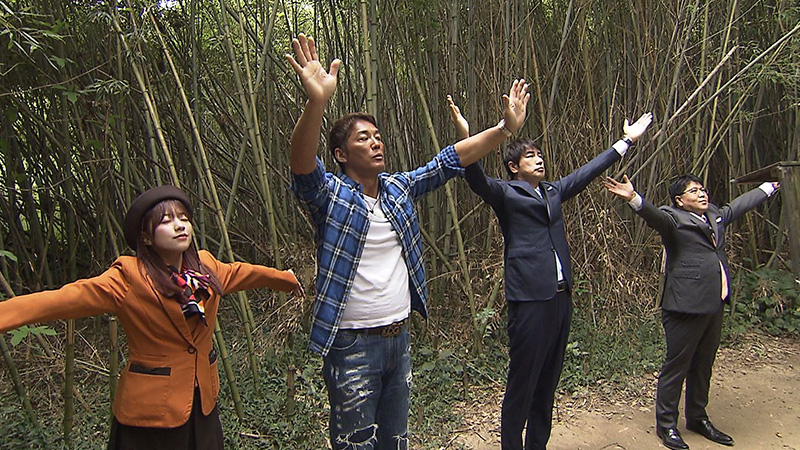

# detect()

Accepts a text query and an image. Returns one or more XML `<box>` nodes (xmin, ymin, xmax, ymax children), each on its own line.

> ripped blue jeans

<box><xmin>323</xmin><ymin>328</ymin><xmax>411</xmax><ymax>450</ymax></box>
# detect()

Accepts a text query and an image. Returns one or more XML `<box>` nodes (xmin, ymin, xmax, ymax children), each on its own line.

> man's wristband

<box><xmin>497</xmin><ymin>119</ymin><xmax>513</xmax><ymax>138</ymax></box>
<box><xmin>622</xmin><ymin>136</ymin><xmax>634</xmax><ymax>146</ymax></box>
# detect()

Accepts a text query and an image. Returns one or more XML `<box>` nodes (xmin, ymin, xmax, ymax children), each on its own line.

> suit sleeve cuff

<box><xmin>612</xmin><ymin>139</ymin><xmax>630</xmax><ymax>156</ymax></box>
<box><xmin>627</xmin><ymin>193</ymin><xmax>643</xmax><ymax>210</ymax></box>
<box><xmin>758</xmin><ymin>182</ymin><xmax>776</xmax><ymax>197</ymax></box>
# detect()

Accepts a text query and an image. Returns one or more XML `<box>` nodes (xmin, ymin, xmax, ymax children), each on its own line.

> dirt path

<box><xmin>451</xmin><ymin>334</ymin><xmax>799</xmax><ymax>450</ymax></box>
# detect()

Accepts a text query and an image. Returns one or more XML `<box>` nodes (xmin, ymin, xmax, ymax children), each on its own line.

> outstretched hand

<box><xmin>502</xmin><ymin>79</ymin><xmax>530</xmax><ymax>134</ymax></box>
<box><xmin>602</xmin><ymin>175</ymin><xmax>637</xmax><ymax>202</ymax></box>
<box><xmin>286</xmin><ymin>34</ymin><xmax>341</xmax><ymax>105</ymax></box>
<box><xmin>287</xmin><ymin>269</ymin><xmax>305</xmax><ymax>298</ymax></box>
<box><xmin>447</xmin><ymin>95</ymin><xmax>470</xmax><ymax>140</ymax></box>
<box><xmin>623</xmin><ymin>112</ymin><xmax>654</xmax><ymax>142</ymax></box>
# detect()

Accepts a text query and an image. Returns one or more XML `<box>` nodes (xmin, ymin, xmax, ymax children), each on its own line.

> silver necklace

<box><xmin>364</xmin><ymin>195</ymin><xmax>380</xmax><ymax>215</ymax></box>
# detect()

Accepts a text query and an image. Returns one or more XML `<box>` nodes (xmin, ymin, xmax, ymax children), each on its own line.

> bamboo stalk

<box><xmin>111</xmin><ymin>10</ymin><xmax>180</xmax><ymax>187</ymax></box>
<box><xmin>206</xmin><ymin>2</ymin><xmax>263</xmax><ymax>391</ymax></box>
<box><xmin>545</xmin><ymin>0</ymin><xmax>575</xmax><ymax>154</ymax></box>
<box><xmin>360</xmin><ymin>0</ymin><xmax>375</xmax><ymax>116</ymax></box>
<box><xmin>148</xmin><ymin>9</ymin><xmax>259</xmax><ymax>403</ymax></box>
<box><xmin>0</xmin><ymin>270</ymin><xmax>41</xmax><ymax>432</ymax></box>
<box><xmin>213</xmin><ymin>322</ymin><xmax>244</xmax><ymax>420</ymax></box>
<box><xmin>0</xmin><ymin>335</ymin><xmax>42</xmax><ymax>431</ymax></box>
<box><xmin>410</xmin><ymin>65</ymin><xmax>480</xmax><ymax>353</ymax></box>
<box><xmin>109</xmin><ymin>316</ymin><xmax>119</xmax><ymax>403</ymax></box>
<box><xmin>626</xmin><ymin>19</ymin><xmax>800</xmax><ymax>179</ymax></box>
<box><xmin>63</xmin><ymin>318</ymin><xmax>75</xmax><ymax>447</ymax></box>
<box><xmin>59</xmin><ymin>37</ymin><xmax>77</xmax><ymax>444</ymax></box>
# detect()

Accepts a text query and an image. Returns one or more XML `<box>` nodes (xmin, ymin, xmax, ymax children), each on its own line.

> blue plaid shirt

<box><xmin>291</xmin><ymin>145</ymin><xmax>464</xmax><ymax>355</ymax></box>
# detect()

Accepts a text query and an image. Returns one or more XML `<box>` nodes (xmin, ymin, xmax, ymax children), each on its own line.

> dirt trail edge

<box><xmin>452</xmin><ymin>334</ymin><xmax>799</xmax><ymax>450</ymax></box>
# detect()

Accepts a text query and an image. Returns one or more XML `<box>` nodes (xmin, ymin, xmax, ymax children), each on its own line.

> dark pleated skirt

<box><xmin>108</xmin><ymin>388</ymin><xmax>223</xmax><ymax>450</ymax></box>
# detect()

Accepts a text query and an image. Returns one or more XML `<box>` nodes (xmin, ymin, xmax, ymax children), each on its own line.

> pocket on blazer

<box><xmin>129</xmin><ymin>363</ymin><xmax>171</xmax><ymax>376</ymax></box>
<box><xmin>672</xmin><ymin>268</ymin><xmax>701</xmax><ymax>280</ymax></box>
<box><xmin>117</xmin><ymin>359</ymin><xmax>172</xmax><ymax>422</ymax></box>
<box><xmin>506</xmin><ymin>245</ymin><xmax>544</xmax><ymax>259</ymax></box>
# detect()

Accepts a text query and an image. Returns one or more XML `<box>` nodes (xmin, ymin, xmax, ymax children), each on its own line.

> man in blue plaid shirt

<box><xmin>286</xmin><ymin>33</ymin><xmax>529</xmax><ymax>450</ymax></box>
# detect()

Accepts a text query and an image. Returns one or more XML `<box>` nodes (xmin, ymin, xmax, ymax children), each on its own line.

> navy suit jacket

<box><xmin>465</xmin><ymin>147</ymin><xmax>622</xmax><ymax>301</ymax></box>
<box><xmin>635</xmin><ymin>188</ymin><xmax>769</xmax><ymax>314</ymax></box>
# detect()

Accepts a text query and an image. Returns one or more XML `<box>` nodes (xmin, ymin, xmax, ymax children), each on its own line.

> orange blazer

<box><xmin>0</xmin><ymin>250</ymin><xmax>300</xmax><ymax>428</ymax></box>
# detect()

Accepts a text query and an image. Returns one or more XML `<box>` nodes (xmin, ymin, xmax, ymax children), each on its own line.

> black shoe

<box><xmin>657</xmin><ymin>427</ymin><xmax>689</xmax><ymax>450</ymax></box>
<box><xmin>686</xmin><ymin>419</ymin><xmax>734</xmax><ymax>446</ymax></box>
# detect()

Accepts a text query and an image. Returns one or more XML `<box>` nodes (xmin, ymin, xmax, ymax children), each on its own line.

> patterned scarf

<box><xmin>169</xmin><ymin>266</ymin><xmax>212</xmax><ymax>326</ymax></box>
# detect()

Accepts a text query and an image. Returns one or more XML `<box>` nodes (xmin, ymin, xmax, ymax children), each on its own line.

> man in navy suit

<box><xmin>603</xmin><ymin>173</ymin><xmax>779</xmax><ymax>449</ymax></box>
<box><xmin>449</xmin><ymin>97</ymin><xmax>652</xmax><ymax>450</ymax></box>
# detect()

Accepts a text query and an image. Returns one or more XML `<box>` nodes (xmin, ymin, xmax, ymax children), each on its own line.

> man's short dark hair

<box><xmin>668</xmin><ymin>174</ymin><xmax>703</xmax><ymax>206</ymax></box>
<box><xmin>503</xmin><ymin>139</ymin><xmax>541</xmax><ymax>179</ymax></box>
<box><xmin>328</xmin><ymin>112</ymin><xmax>378</xmax><ymax>171</ymax></box>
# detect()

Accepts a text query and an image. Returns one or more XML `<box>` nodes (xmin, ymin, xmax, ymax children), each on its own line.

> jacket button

<box><xmin>188</xmin><ymin>346</ymin><xmax>197</xmax><ymax>354</ymax></box>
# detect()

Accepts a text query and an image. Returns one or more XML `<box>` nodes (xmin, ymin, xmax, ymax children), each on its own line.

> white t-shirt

<box><xmin>339</xmin><ymin>194</ymin><xmax>411</xmax><ymax>328</ymax></box>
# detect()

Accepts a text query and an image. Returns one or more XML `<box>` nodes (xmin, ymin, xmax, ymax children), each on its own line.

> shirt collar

<box><xmin>338</xmin><ymin>171</ymin><xmax>387</xmax><ymax>194</ymax></box>
<box><xmin>688</xmin><ymin>211</ymin><xmax>707</xmax><ymax>223</ymax></box>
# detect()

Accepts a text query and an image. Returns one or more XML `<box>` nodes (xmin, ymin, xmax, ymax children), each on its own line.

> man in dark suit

<box><xmin>449</xmin><ymin>97</ymin><xmax>652</xmax><ymax>450</ymax></box>
<box><xmin>603</xmin><ymin>174</ymin><xmax>780</xmax><ymax>449</ymax></box>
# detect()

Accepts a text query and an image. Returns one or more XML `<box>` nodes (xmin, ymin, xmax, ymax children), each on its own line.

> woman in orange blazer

<box><xmin>0</xmin><ymin>186</ymin><xmax>303</xmax><ymax>450</ymax></box>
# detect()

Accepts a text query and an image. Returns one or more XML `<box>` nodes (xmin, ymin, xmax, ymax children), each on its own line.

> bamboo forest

<box><xmin>1</xmin><ymin>0</ymin><xmax>799</xmax><ymax>448</ymax></box>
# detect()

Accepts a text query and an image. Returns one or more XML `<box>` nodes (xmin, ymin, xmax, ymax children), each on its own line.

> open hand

<box><xmin>447</xmin><ymin>95</ymin><xmax>470</xmax><ymax>140</ymax></box>
<box><xmin>623</xmin><ymin>112</ymin><xmax>654</xmax><ymax>142</ymax></box>
<box><xmin>286</xmin><ymin>34</ymin><xmax>341</xmax><ymax>105</ymax></box>
<box><xmin>502</xmin><ymin>79</ymin><xmax>530</xmax><ymax>134</ymax></box>
<box><xmin>287</xmin><ymin>269</ymin><xmax>305</xmax><ymax>298</ymax></box>
<box><xmin>602</xmin><ymin>175</ymin><xmax>636</xmax><ymax>202</ymax></box>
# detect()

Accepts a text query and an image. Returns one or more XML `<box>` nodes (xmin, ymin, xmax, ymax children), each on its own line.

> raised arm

<box><xmin>602</xmin><ymin>174</ymin><xmax>637</xmax><ymax>202</ymax></box>
<box><xmin>622</xmin><ymin>113</ymin><xmax>653</xmax><ymax>143</ymax></box>
<box><xmin>603</xmin><ymin>174</ymin><xmax>677</xmax><ymax>235</ymax></box>
<box><xmin>552</xmin><ymin>113</ymin><xmax>652</xmax><ymax>201</ymax></box>
<box><xmin>454</xmin><ymin>79</ymin><xmax>530</xmax><ymax>166</ymax></box>
<box><xmin>286</xmin><ymin>34</ymin><xmax>341</xmax><ymax>175</ymax></box>
<box><xmin>447</xmin><ymin>95</ymin><xmax>507</xmax><ymax>208</ymax></box>
<box><xmin>720</xmin><ymin>182</ymin><xmax>780</xmax><ymax>224</ymax></box>
<box><xmin>447</xmin><ymin>95</ymin><xmax>470</xmax><ymax>141</ymax></box>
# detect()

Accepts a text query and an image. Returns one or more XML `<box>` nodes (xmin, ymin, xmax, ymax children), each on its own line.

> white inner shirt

<box><xmin>339</xmin><ymin>194</ymin><xmax>411</xmax><ymax>328</ymax></box>
<box><xmin>533</xmin><ymin>186</ymin><xmax>565</xmax><ymax>282</ymax></box>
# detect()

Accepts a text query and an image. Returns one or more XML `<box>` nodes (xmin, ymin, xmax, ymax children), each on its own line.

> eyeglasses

<box><xmin>682</xmin><ymin>187</ymin><xmax>708</xmax><ymax>196</ymax></box>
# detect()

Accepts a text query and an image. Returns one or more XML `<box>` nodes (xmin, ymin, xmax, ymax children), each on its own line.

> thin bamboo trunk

<box><xmin>545</xmin><ymin>0</ymin><xmax>575</xmax><ymax>158</ymax></box>
<box><xmin>58</xmin><ymin>28</ymin><xmax>77</xmax><ymax>443</ymax></box>
<box><xmin>360</xmin><ymin>0</ymin><xmax>375</xmax><ymax>116</ymax></box>
<box><xmin>63</xmin><ymin>319</ymin><xmax>75</xmax><ymax>447</ymax></box>
<box><xmin>111</xmin><ymin>11</ymin><xmax>180</xmax><ymax>187</ymax></box>
<box><xmin>0</xmin><ymin>271</ymin><xmax>42</xmax><ymax>432</ymax></box>
<box><xmin>410</xmin><ymin>66</ymin><xmax>480</xmax><ymax>353</ymax></box>
<box><xmin>149</xmin><ymin>9</ymin><xmax>258</xmax><ymax>402</ymax></box>
<box><xmin>213</xmin><ymin>322</ymin><xmax>245</xmax><ymax>420</ymax></box>
<box><xmin>210</xmin><ymin>2</ymin><xmax>265</xmax><ymax>391</ymax></box>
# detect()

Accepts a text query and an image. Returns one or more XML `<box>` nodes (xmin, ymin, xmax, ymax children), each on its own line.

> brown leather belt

<box><xmin>346</xmin><ymin>320</ymin><xmax>406</xmax><ymax>338</ymax></box>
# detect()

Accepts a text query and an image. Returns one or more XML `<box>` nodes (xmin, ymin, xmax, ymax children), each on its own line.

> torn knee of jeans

<box><xmin>335</xmin><ymin>424</ymin><xmax>378</xmax><ymax>448</ymax></box>
<box><xmin>393</xmin><ymin>433</ymin><xmax>409</xmax><ymax>450</ymax></box>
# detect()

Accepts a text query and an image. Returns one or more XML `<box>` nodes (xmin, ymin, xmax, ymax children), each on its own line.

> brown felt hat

<box><xmin>123</xmin><ymin>185</ymin><xmax>192</xmax><ymax>250</ymax></box>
